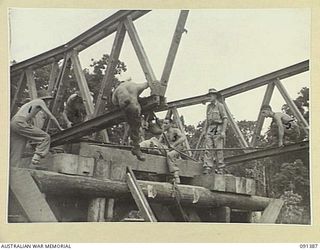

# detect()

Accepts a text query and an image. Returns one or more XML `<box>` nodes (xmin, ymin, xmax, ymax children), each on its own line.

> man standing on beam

<box><xmin>203</xmin><ymin>88</ymin><xmax>228</xmax><ymax>175</ymax></box>
<box><xmin>112</xmin><ymin>77</ymin><xmax>157</xmax><ymax>161</ymax></box>
<box><xmin>10</xmin><ymin>90</ymin><xmax>64</xmax><ymax>167</ymax></box>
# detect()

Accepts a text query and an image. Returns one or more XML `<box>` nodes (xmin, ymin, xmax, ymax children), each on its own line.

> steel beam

<box><xmin>50</xmin><ymin>95</ymin><xmax>162</xmax><ymax>147</ymax></box>
<box><xmin>160</xmin><ymin>10</ymin><xmax>189</xmax><ymax>96</ymax></box>
<box><xmin>10</xmin><ymin>10</ymin><xmax>150</xmax><ymax>76</ymax></box>
<box><xmin>274</xmin><ymin>79</ymin><xmax>309</xmax><ymax>134</ymax></box>
<box><xmin>225</xmin><ymin>140</ymin><xmax>309</xmax><ymax>166</ymax></box>
<box><xmin>250</xmin><ymin>82</ymin><xmax>275</xmax><ymax>146</ymax></box>
<box><xmin>221</xmin><ymin>99</ymin><xmax>249</xmax><ymax>149</ymax></box>
<box><xmin>10</xmin><ymin>71</ymin><xmax>25</xmax><ymax>116</ymax></box>
<box><xmin>124</xmin><ymin>16</ymin><xmax>158</xmax><ymax>94</ymax></box>
<box><xmin>157</xmin><ymin>60</ymin><xmax>309</xmax><ymax>112</ymax></box>
<box><xmin>70</xmin><ymin>51</ymin><xmax>95</xmax><ymax>115</ymax></box>
<box><xmin>94</xmin><ymin>22</ymin><xmax>126</xmax><ymax>116</ymax></box>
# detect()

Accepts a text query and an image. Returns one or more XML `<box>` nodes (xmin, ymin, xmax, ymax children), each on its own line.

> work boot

<box><xmin>173</xmin><ymin>170</ymin><xmax>180</xmax><ymax>184</ymax></box>
<box><xmin>131</xmin><ymin>148</ymin><xmax>146</xmax><ymax>161</ymax></box>
<box><xmin>215</xmin><ymin>163</ymin><xmax>226</xmax><ymax>175</ymax></box>
<box><xmin>203</xmin><ymin>167</ymin><xmax>211</xmax><ymax>175</ymax></box>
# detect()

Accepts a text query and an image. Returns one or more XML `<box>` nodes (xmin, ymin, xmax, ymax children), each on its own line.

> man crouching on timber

<box><xmin>260</xmin><ymin>104</ymin><xmax>301</xmax><ymax>147</ymax></box>
<box><xmin>10</xmin><ymin>91</ymin><xmax>64</xmax><ymax>167</ymax></box>
<box><xmin>112</xmin><ymin>78</ymin><xmax>155</xmax><ymax>161</ymax></box>
<box><xmin>159</xmin><ymin>118</ymin><xmax>187</xmax><ymax>184</ymax></box>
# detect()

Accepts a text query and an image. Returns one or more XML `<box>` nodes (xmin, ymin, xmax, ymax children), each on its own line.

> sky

<box><xmin>9</xmin><ymin>8</ymin><xmax>310</xmax><ymax>129</ymax></box>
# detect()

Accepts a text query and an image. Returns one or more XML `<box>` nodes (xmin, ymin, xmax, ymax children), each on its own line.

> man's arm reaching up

<box><xmin>39</xmin><ymin>101</ymin><xmax>64</xmax><ymax>131</ymax></box>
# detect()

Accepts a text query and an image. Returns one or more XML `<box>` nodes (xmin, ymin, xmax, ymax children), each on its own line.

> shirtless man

<box><xmin>159</xmin><ymin>118</ymin><xmax>187</xmax><ymax>184</ymax></box>
<box><xmin>112</xmin><ymin>79</ymin><xmax>153</xmax><ymax>161</ymax></box>
<box><xmin>63</xmin><ymin>91</ymin><xmax>94</xmax><ymax>127</ymax></box>
<box><xmin>10</xmin><ymin>92</ymin><xmax>63</xmax><ymax>167</ymax></box>
<box><xmin>260</xmin><ymin>104</ymin><xmax>300</xmax><ymax>147</ymax></box>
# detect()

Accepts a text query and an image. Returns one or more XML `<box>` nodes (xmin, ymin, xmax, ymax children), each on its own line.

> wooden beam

<box><xmin>30</xmin><ymin>169</ymin><xmax>271</xmax><ymax>211</ymax></box>
<box><xmin>250</xmin><ymin>82</ymin><xmax>275</xmax><ymax>146</ymax></box>
<box><xmin>87</xmin><ymin>157</ymin><xmax>111</xmax><ymax>222</ymax></box>
<box><xmin>274</xmin><ymin>79</ymin><xmax>309</xmax><ymax>134</ymax></box>
<box><xmin>160</xmin><ymin>10</ymin><xmax>189</xmax><ymax>96</ymax></box>
<box><xmin>94</xmin><ymin>22</ymin><xmax>126</xmax><ymax>116</ymax></box>
<box><xmin>221</xmin><ymin>99</ymin><xmax>249</xmax><ymax>149</ymax></box>
<box><xmin>124</xmin><ymin>16</ymin><xmax>159</xmax><ymax>95</ymax></box>
<box><xmin>259</xmin><ymin>199</ymin><xmax>284</xmax><ymax>223</ymax></box>
<box><xmin>10</xmin><ymin>71</ymin><xmax>26</xmax><ymax>116</ymax></box>
<box><xmin>79</xmin><ymin>143</ymin><xmax>202</xmax><ymax>178</ymax></box>
<box><xmin>9</xmin><ymin>168</ymin><xmax>57</xmax><ymax>222</ymax></box>
<box><xmin>171</xmin><ymin>107</ymin><xmax>191</xmax><ymax>154</ymax></box>
<box><xmin>126</xmin><ymin>168</ymin><xmax>157</xmax><ymax>222</ymax></box>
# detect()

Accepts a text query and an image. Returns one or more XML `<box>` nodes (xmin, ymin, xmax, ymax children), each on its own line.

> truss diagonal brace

<box><xmin>94</xmin><ymin>22</ymin><xmax>126</xmax><ymax>116</ymax></box>
<box><xmin>274</xmin><ymin>79</ymin><xmax>309</xmax><ymax>135</ymax></box>
<box><xmin>10</xmin><ymin>71</ymin><xmax>26</xmax><ymax>116</ymax></box>
<box><xmin>124</xmin><ymin>16</ymin><xmax>160</xmax><ymax>95</ymax></box>
<box><xmin>250</xmin><ymin>82</ymin><xmax>275</xmax><ymax>146</ymax></box>
<box><xmin>160</xmin><ymin>10</ymin><xmax>189</xmax><ymax>96</ymax></box>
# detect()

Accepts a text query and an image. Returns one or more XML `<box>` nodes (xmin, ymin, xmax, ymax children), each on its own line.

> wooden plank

<box><xmin>160</xmin><ymin>10</ymin><xmax>189</xmax><ymax>96</ymax></box>
<box><xmin>213</xmin><ymin>174</ymin><xmax>226</xmax><ymax>191</ymax></box>
<box><xmin>246</xmin><ymin>178</ymin><xmax>256</xmax><ymax>195</ymax></box>
<box><xmin>191</xmin><ymin>175</ymin><xmax>215</xmax><ymax>190</ymax></box>
<box><xmin>94</xmin><ymin>22</ymin><xmax>126</xmax><ymax>115</ymax></box>
<box><xmin>126</xmin><ymin>168</ymin><xmax>157</xmax><ymax>222</ymax></box>
<box><xmin>124</xmin><ymin>16</ymin><xmax>158</xmax><ymax>95</ymax></box>
<box><xmin>225</xmin><ymin>174</ymin><xmax>236</xmax><ymax>193</ymax></box>
<box><xmin>9</xmin><ymin>168</ymin><xmax>57</xmax><ymax>222</ymax></box>
<box><xmin>235</xmin><ymin>177</ymin><xmax>247</xmax><ymax>194</ymax></box>
<box><xmin>274</xmin><ymin>79</ymin><xmax>309</xmax><ymax>134</ymax></box>
<box><xmin>250</xmin><ymin>82</ymin><xmax>275</xmax><ymax>146</ymax></box>
<box><xmin>79</xmin><ymin>143</ymin><xmax>202</xmax><ymax>178</ymax></box>
<box><xmin>259</xmin><ymin>199</ymin><xmax>284</xmax><ymax>223</ymax></box>
<box><xmin>10</xmin><ymin>71</ymin><xmax>26</xmax><ymax>116</ymax></box>
<box><xmin>48</xmin><ymin>153</ymin><xmax>94</xmax><ymax>177</ymax></box>
<box><xmin>221</xmin><ymin>99</ymin><xmax>249</xmax><ymax>150</ymax></box>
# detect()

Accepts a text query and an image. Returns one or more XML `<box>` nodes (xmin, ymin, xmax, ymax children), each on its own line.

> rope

<box><xmin>171</xmin><ymin>181</ymin><xmax>189</xmax><ymax>222</ymax></box>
